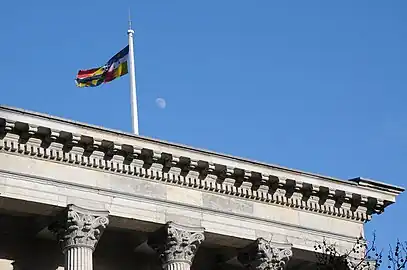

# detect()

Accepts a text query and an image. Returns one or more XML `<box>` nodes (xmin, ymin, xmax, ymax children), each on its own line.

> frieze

<box><xmin>0</xmin><ymin>111</ymin><xmax>404</xmax><ymax>223</ymax></box>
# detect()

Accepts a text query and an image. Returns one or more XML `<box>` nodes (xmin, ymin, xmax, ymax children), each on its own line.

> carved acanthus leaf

<box><xmin>49</xmin><ymin>204</ymin><xmax>109</xmax><ymax>252</ymax></box>
<box><xmin>238</xmin><ymin>238</ymin><xmax>293</xmax><ymax>270</ymax></box>
<box><xmin>148</xmin><ymin>222</ymin><xmax>205</xmax><ymax>266</ymax></box>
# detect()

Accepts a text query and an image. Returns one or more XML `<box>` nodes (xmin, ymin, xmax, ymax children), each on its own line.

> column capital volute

<box><xmin>238</xmin><ymin>238</ymin><xmax>293</xmax><ymax>270</ymax></box>
<box><xmin>49</xmin><ymin>204</ymin><xmax>109</xmax><ymax>252</ymax></box>
<box><xmin>148</xmin><ymin>222</ymin><xmax>205</xmax><ymax>267</ymax></box>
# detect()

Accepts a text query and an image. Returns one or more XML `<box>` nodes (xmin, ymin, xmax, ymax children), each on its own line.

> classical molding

<box><xmin>49</xmin><ymin>204</ymin><xmax>109</xmax><ymax>252</ymax></box>
<box><xmin>0</xmin><ymin>107</ymin><xmax>404</xmax><ymax>222</ymax></box>
<box><xmin>148</xmin><ymin>222</ymin><xmax>205</xmax><ymax>266</ymax></box>
<box><xmin>238</xmin><ymin>238</ymin><xmax>293</xmax><ymax>270</ymax></box>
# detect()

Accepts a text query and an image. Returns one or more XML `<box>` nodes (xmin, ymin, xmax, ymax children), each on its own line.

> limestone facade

<box><xmin>0</xmin><ymin>106</ymin><xmax>403</xmax><ymax>270</ymax></box>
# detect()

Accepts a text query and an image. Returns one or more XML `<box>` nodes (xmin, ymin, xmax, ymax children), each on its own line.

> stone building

<box><xmin>0</xmin><ymin>106</ymin><xmax>403</xmax><ymax>270</ymax></box>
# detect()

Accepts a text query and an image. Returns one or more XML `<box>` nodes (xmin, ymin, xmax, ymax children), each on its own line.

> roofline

<box><xmin>0</xmin><ymin>105</ymin><xmax>403</xmax><ymax>194</ymax></box>
<box><xmin>348</xmin><ymin>177</ymin><xmax>404</xmax><ymax>193</ymax></box>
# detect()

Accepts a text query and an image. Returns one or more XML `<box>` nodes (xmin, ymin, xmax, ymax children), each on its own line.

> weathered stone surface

<box><xmin>148</xmin><ymin>222</ymin><xmax>205</xmax><ymax>268</ymax></box>
<box><xmin>0</xmin><ymin>105</ymin><xmax>404</xmax><ymax>268</ymax></box>
<box><xmin>64</xmin><ymin>246</ymin><xmax>93</xmax><ymax>270</ymax></box>
<box><xmin>166</xmin><ymin>185</ymin><xmax>203</xmax><ymax>207</ymax></box>
<box><xmin>202</xmin><ymin>193</ymin><xmax>253</xmax><ymax>215</ymax></box>
<box><xmin>0</xmin><ymin>155</ymin><xmax>365</xmax><ymax>253</ymax></box>
<box><xmin>1</xmin><ymin>105</ymin><xmax>403</xmax><ymax>225</ymax></box>
<box><xmin>238</xmin><ymin>238</ymin><xmax>293</xmax><ymax>270</ymax></box>
<box><xmin>49</xmin><ymin>204</ymin><xmax>109</xmax><ymax>252</ymax></box>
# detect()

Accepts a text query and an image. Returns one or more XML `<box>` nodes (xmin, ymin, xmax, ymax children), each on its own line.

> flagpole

<box><xmin>127</xmin><ymin>18</ymin><xmax>139</xmax><ymax>135</ymax></box>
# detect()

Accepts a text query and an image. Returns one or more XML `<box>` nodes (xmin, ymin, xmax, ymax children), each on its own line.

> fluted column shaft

<box><xmin>148</xmin><ymin>222</ymin><xmax>205</xmax><ymax>270</ymax></box>
<box><xmin>165</xmin><ymin>262</ymin><xmax>190</xmax><ymax>270</ymax></box>
<box><xmin>49</xmin><ymin>204</ymin><xmax>109</xmax><ymax>270</ymax></box>
<box><xmin>65</xmin><ymin>246</ymin><xmax>93</xmax><ymax>270</ymax></box>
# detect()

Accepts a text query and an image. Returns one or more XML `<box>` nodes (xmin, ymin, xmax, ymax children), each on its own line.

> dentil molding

<box><xmin>0</xmin><ymin>107</ymin><xmax>404</xmax><ymax>223</ymax></box>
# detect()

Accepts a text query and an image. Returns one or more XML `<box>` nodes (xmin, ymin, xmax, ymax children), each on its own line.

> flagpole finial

<box><xmin>128</xmin><ymin>8</ymin><xmax>134</xmax><ymax>35</ymax></box>
<box><xmin>128</xmin><ymin>8</ymin><xmax>132</xmax><ymax>31</ymax></box>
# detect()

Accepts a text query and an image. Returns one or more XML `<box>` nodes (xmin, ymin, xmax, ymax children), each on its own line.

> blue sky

<box><xmin>1</xmin><ymin>0</ymin><xmax>406</xmax><ymax>257</ymax></box>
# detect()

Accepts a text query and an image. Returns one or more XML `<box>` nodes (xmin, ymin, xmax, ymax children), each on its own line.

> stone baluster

<box><xmin>148</xmin><ymin>222</ymin><xmax>205</xmax><ymax>270</ymax></box>
<box><xmin>49</xmin><ymin>204</ymin><xmax>109</xmax><ymax>270</ymax></box>
<box><xmin>238</xmin><ymin>238</ymin><xmax>293</xmax><ymax>270</ymax></box>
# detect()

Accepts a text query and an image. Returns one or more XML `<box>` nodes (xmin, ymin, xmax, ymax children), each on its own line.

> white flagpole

<box><xmin>127</xmin><ymin>13</ymin><xmax>139</xmax><ymax>135</ymax></box>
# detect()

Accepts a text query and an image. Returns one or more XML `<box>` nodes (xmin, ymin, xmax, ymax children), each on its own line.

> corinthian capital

<box><xmin>148</xmin><ymin>222</ymin><xmax>205</xmax><ymax>267</ymax></box>
<box><xmin>238</xmin><ymin>238</ymin><xmax>293</xmax><ymax>270</ymax></box>
<box><xmin>49</xmin><ymin>204</ymin><xmax>109</xmax><ymax>252</ymax></box>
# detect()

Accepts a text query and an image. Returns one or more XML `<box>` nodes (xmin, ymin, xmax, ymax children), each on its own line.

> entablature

<box><xmin>0</xmin><ymin>106</ymin><xmax>403</xmax><ymax>223</ymax></box>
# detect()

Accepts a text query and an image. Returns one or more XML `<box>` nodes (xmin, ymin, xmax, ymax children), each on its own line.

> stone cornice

<box><xmin>0</xmin><ymin>106</ymin><xmax>404</xmax><ymax>222</ymax></box>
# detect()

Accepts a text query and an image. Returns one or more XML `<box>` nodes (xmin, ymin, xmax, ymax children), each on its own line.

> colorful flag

<box><xmin>75</xmin><ymin>46</ymin><xmax>129</xmax><ymax>87</ymax></box>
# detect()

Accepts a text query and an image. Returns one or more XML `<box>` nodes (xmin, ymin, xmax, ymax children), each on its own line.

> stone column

<box><xmin>49</xmin><ymin>204</ymin><xmax>109</xmax><ymax>270</ymax></box>
<box><xmin>238</xmin><ymin>238</ymin><xmax>293</xmax><ymax>270</ymax></box>
<box><xmin>148</xmin><ymin>222</ymin><xmax>205</xmax><ymax>270</ymax></box>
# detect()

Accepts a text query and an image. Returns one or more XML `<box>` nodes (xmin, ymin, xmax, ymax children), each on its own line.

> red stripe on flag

<box><xmin>76</xmin><ymin>68</ymin><xmax>102</xmax><ymax>79</ymax></box>
<box><xmin>104</xmin><ymin>70</ymin><xmax>115</xmax><ymax>82</ymax></box>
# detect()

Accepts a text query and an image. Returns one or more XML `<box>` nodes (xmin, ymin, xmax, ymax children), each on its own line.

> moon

<box><xmin>155</xmin><ymin>98</ymin><xmax>166</xmax><ymax>109</ymax></box>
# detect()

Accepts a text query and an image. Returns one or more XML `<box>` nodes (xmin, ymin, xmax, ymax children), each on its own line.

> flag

<box><xmin>75</xmin><ymin>46</ymin><xmax>129</xmax><ymax>87</ymax></box>
<box><xmin>76</xmin><ymin>67</ymin><xmax>106</xmax><ymax>87</ymax></box>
